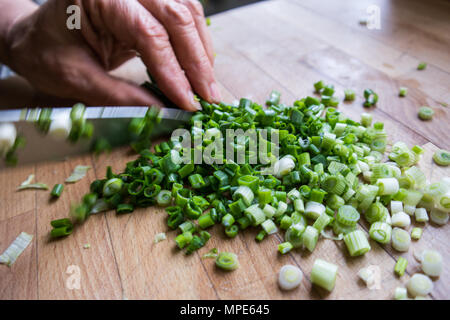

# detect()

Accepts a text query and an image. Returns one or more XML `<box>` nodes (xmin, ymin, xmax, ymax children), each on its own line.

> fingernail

<box><xmin>209</xmin><ymin>82</ymin><xmax>222</xmax><ymax>102</ymax></box>
<box><xmin>188</xmin><ymin>90</ymin><xmax>202</xmax><ymax>111</ymax></box>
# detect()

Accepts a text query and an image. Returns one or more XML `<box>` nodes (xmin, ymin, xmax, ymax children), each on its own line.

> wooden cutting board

<box><xmin>0</xmin><ymin>0</ymin><xmax>449</xmax><ymax>299</ymax></box>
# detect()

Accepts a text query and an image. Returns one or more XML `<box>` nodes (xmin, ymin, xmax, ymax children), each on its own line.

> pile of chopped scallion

<box><xmin>48</xmin><ymin>84</ymin><xmax>448</xmax><ymax>285</ymax></box>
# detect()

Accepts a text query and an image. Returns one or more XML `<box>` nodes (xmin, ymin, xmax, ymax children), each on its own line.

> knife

<box><xmin>0</xmin><ymin>106</ymin><xmax>192</xmax><ymax>168</ymax></box>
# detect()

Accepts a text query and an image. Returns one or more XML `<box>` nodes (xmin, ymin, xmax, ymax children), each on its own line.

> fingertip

<box><xmin>209</xmin><ymin>82</ymin><xmax>222</xmax><ymax>103</ymax></box>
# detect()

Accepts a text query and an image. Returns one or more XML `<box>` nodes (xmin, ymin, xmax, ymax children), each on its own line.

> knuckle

<box><xmin>165</xmin><ymin>2</ymin><xmax>194</xmax><ymax>27</ymax></box>
<box><xmin>185</xmin><ymin>0</ymin><xmax>205</xmax><ymax>17</ymax></box>
<box><xmin>138</xmin><ymin>19</ymin><xmax>171</xmax><ymax>50</ymax></box>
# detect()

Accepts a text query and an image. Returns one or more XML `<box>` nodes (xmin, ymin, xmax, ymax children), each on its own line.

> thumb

<box><xmin>74</xmin><ymin>64</ymin><xmax>163</xmax><ymax>107</ymax></box>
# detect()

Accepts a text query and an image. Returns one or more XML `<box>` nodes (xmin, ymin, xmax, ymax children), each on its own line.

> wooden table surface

<box><xmin>1</xmin><ymin>0</ymin><xmax>449</xmax><ymax>300</ymax></box>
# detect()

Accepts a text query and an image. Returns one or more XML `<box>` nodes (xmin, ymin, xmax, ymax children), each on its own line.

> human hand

<box><xmin>5</xmin><ymin>0</ymin><xmax>219</xmax><ymax>110</ymax></box>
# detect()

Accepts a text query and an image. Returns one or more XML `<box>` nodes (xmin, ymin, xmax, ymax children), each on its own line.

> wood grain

<box><xmin>0</xmin><ymin>0</ymin><xmax>449</xmax><ymax>300</ymax></box>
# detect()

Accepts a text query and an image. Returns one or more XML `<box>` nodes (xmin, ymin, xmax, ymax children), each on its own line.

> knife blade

<box><xmin>0</xmin><ymin>106</ymin><xmax>192</xmax><ymax>167</ymax></box>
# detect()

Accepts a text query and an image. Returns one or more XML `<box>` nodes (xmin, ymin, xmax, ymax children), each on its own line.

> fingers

<box><xmin>81</xmin><ymin>0</ymin><xmax>200</xmax><ymax>111</ymax></box>
<box><xmin>176</xmin><ymin>0</ymin><xmax>215</xmax><ymax>65</ymax></box>
<box><xmin>139</xmin><ymin>0</ymin><xmax>221</xmax><ymax>103</ymax></box>
<box><xmin>72</xmin><ymin>59</ymin><xmax>164</xmax><ymax>106</ymax></box>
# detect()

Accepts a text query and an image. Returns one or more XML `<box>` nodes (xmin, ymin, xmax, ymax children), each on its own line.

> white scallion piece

<box><xmin>0</xmin><ymin>122</ymin><xmax>17</xmax><ymax>156</ymax></box>
<box><xmin>66</xmin><ymin>165</ymin><xmax>91</xmax><ymax>183</ymax></box>
<box><xmin>261</xmin><ymin>219</ymin><xmax>278</xmax><ymax>235</ymax></box>
<box><xmin>263</xmin><ymin>204</ymin><xmax>276</xmax><ymax>219</ymax></box>
<box><xmin>17</xmin><ymin>174</ymin><xmax>48</xmax><ymax>190</ymax></box>
<box><xmin>421</xmin><ymin>250</ymin><xmax>443</xmax><ymax>277</ymax></box>
<box><xmin>90</xmin><ymin>199</ymin><xmax>109</xmax><ymax>214</ymax></box>
<box><xmin>430</xmin><ymin>208</ymin><xmax>449</xmax><ymax>225</ymax></box>
<box><xmin>377</xmin><ymin>178</ymin><xmax>399</xmax><ymax>195</ymax></box>
<box><xmin>391</xmin><ymin>212</ymin><xmax>411</xmax><ymax>228</ymax></box>
<box><xmin>0</xmin><ymin>232</ymin><xmax>33</xmax><ymax>266</ymax></box>
<box><xmin>48</xmin><ymin>115</ymin><xmax>72</xmax><ymax>140</ymax></box>
<box><xmin>363</xmin><ymin>171</ymin><xmax>372</xmax><ymax>182</ymax></box>
<box><xmin>276</xmin><ymin>201</ymin><xmax>288</xmax><ymax>216</ymax></box>
<box><xmin>414</xmin><ymin>208</ymin><xmax>429</xmax><ymax>222</ymax></box>
<box><xmin>407</xmin><ymin>273</ymin><xmax>433</xmax><ymax>298</ymax></box>
<box><xmin>358</xmin><ymin>267</ymin><xmax>375</xmax><ymax>287</ymax></box>
<box><xmin>357</xmin><ymin>160</ymin><xmax>370</xmax><ymax>173</ymax></box>
<box><xmin>154</xmin><ymin>232</ymin><xmax>167</xmax><ymax>244</ymax></box>
<box><xmin>278</xmin><ymin>264</ymin><xmax>303</xmax><ymax>290</ymax></box>
<box><xmin>390</xmin><ymin>201</ymin><xmax>403</xmax><ymax>214</ymax></box>
<box><xmin>394</xmin><ymin>287</ymin><xmax>407</xmax><ymax>300</ymax></box>
<box><xmin>305</xmin><ymin>201</ymin><xmax>325</xmax><ymax>220</ymax></box>
<box><xmin>391</xmin><ymin>227</ymin><xmax>411</xmax><ymax>252</ymax></box>
<box><xmin>403</xmin><ymin>205</ymin><xmax>416</xmax><ymax>216</ymax></box>
<box><xmin>276</xmin><ymin>156</ymin><xmax>296</xmax><ymax>177</ymax></box>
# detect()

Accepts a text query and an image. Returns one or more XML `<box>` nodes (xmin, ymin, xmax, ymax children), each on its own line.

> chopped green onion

<box><xmin>255</xmin><ymin>230</ymin><xmax>267</xmax><ymax>242</ymax></box>
<box><xmin>336</xmin><ymin>205</ymin><xmax>360</xmax><ymax>227</ymax></box>
<box><xmin>261</xmin><ymin>219</ymin><xmax>278</xmax><ymax>235</ymax></box>
<box><xmin>175</xmin><ymin>232</ymin><xmax>193</xmax><ymax>249</ymax></box>
<box><xmin>391</xmin><ymin>227</ymin><xmax>411</xmax><ymax>252</ymax></box>
<box><xmin>285</xmin><ymin>223</ymin><xmax>305</xmax><ymax>248</ymax></box>
<box><xmin>0</xmin><ymin>123</ymin><xmax>17</xmax><ymax>156</ymax></box>
<box><xmin>202</xmin><ymin>248</ymin><xmax>218</xmax><ymax>259</ymax></box>
<box><xmin>263</xmin><ymin>204</ymin><xmax>276</xmax><ymax>219</ymax></box>
<box><xmin>430</xmin><ymin>208</ymin><xmax>448</xmax><ymax>225</ymax></box>
<box><xmin>117</xmin><ymin>203</ymin><xmax>134</xmax><ymax>214</ymax></box>
<box><xmin>294</xmin><ymin>198</ymin><xmax>305</xmax><ymax>213</ymax></box>
<box><xmin>103</xmin><ymin>178</ymin><xmax>123</xmax><ymax>197</ymax></box>
<box><xmin>398</xmin><ymin>87</ymin><xmax>408</xmax><ymax>97</ymax></box>
<box><xmin>65</xmin><ymin>171</ymin><xmax>86</xmax><ymax>191</ymax></box>
<box><xmin>50</xmin><ymin>184</ymin><xmax>64</xmax><ymax>198</ymax></box>
<box><xmin>361</xmin><ymin>113</ymin><xmax>373</xmax><ymax>127</ymax></box>
<box><xmin>376</xmin><ymin>178</ymin><xmax>399</xmax><ymax>195</ymax></box>
<box><xmin>363</xmin><ymin>89</ymin><xmax>378</xmax><ymax>107</ymax></box>
<box><xmin>17</xmin><ymin>174</ymin><xmax>48</xmax><ymax>190</ymax></box>
<box><xmin>0</xmin><ymin>232</ymin><xmax>33</xmax><ymax>266</ymax></box>
<box><xmin>418</xmin><ymin>106</ymin><xmax>434</xmax><ymax>120</ymax></box>
<box><xmin>421</xmin><ymin>250</ymin><xmax>442</xmax><ymax>277</ymax></box>
<box><xmin>390</xmin><ymin>201</ymin><xmax>403</xmax><ymax>214</ymax></box>
<box><xmin>411</xmin><ymin>227</ymin><xmax>422</xmax><ymax>240</ymax></box>
<box><xmin>198</xmin><ymin>213</ymin><xmax>215</xmax><ymax>229</ymax></box>
<box><xmin>278</xmin><ymin>264</ymin><xmax>303</xmax><ymax>290</ymax></box>
<box><xmin>154</xmin><ymin>232</ymin><xmax>166</xmax><ymax>243</ymax></box>
<box><xmin>343</xmin><ymin>230</ymin><xmax>371</xmax><ymax>256</ymax></box>
<box><xmin>310</xmin><ymin>259</ymin><xmax>338</xmax><ymax>291</ymax></box>
<box><xmin>417</xmin><ymin>62</ymin><xmax>427</xmax><ymax>70</ymax></box>
<box><xmin>414</xmin><ymin>208</ymin><xmax>429</xmax><ymax>222</ymax></box>
<box><xmin>432</xmin><ymin>149</ymin><xmax>450</xmax><ymax>166</ymax></box>
<box><xmin>225</xmin><ymin>225</ymin><xmax>239</xmax><ymax>238</ymax></box>
<box><xmin>221</xmin><ymin>213</ymin><xmax>235</xmax><ymax>228</ymax></box>
<box><xmin>66</xmin><ymin>165</ymin><xmax>91</xmax><ymax>183</ymax></box>
<box><xmin>344</xmin><ymin>89</ymin><xmax>355</xmax><ymax>101</ymax></box>
<box><xmin>312</xmin><ymin>213</ymin><xmax>332</xmax><ymax>233</ymax></box>
<box><xmin>156</xmin><ymin>190</ymin><xmax>172</xmax><ymax>207</ymax></box>
<box><xmin>369</xmin><ymin>221</ymin><xmax>391</xmax><ymax>244</ymax></box>
<box><xmin>394</xmin><ymin>287</ymin><xmax>408</xmax><ymax>300</ymax></box>
<box><xmin>394</xmin><ymin>257</ymin><xmax>408</xmax><ymax>277</ymax></box>
<box><xmin>188</xmin><ymin>174</ymin><xmax>206</xmax><ymax>189</ymax></box>
<box><xmin>215</xmin><ymin>252</ymin><xmax>239</xmax><ymax>271</ymax></box>
<box><xmin>302</xmin><ymin>226</ymin><xmax>319</xmax><ymax>252</ymax></box>
<box><xmin>304</xmin><ymin>201</ymin><xmax>325</xmax><ymax>220</ymax></box>
<box><xmin>391</xmin><ymin>212</ymin><xmax>411</xmax><ymax>228</ymax></box>
<box><xmin>407</xmin><ymin>274</ymin><xmax>433</xmax><ymax>298</ymax></box>
<box><xmin>233</xmin><ymin>186</ymin><xmax>254</xmax><ymax>206</ymax></box>
<box><xmin>278</xmin><ymin>241</ymin><xmax>293</xmax><ymax>254</ymax></box>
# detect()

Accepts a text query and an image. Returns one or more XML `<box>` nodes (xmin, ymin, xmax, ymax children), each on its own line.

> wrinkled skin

<box><xmin>5</xmin><ymin>0</ymin><xmax>220</xmax><ymax>110</ymax></box>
